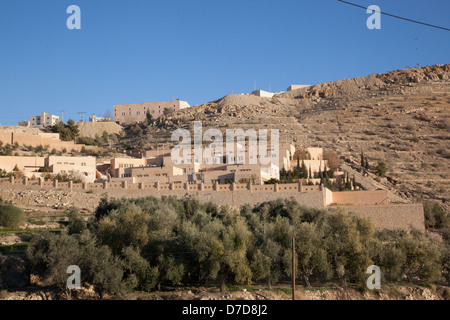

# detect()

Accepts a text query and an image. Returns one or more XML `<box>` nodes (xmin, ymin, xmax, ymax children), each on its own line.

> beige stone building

<box><xmin>113</xmin><ymin>100</ymin><xmax>190</xmax><ymax>124</ymax></box>
<box><xmin>0</xmin><ymin>156</ymin><xmax>45</xmax><ymax>175</ymax></box>
<box><xmin>0</xmin><ymin>155</ymin><xmax>97</xmax><ymax>182</ymax></box>
<box><xmin>45</xmin><ymin>156</ymin><xmax>97</xmax><ymax>183</ymax></box>
<box><xmin>30</xmin><ymin>112</ymin><xmax>59</xmax><ymax>128</ymax></box>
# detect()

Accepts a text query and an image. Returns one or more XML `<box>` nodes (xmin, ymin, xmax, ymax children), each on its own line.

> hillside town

<box><xmin>0</xmin><ymin>86</ymin><xmax>427</xmax><ymax>233</ymax></box>
<box><xmin>0</xmin><ymin>64</ymin><xmax>448</xmax><ymax>302</ymax></box>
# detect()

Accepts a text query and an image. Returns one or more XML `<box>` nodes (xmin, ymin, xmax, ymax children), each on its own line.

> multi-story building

<box><xmin>113</xmin><ymin>100</ymin><xmax>191</xmax><ymax>124</ymax></box>
<box><xmin>29</xmin><ymin>112</ymin><xmax>59</xmax><ymax>128</ymax></box>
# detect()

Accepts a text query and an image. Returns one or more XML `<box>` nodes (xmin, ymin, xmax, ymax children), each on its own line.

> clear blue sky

<box><xmin>0</xmin><ymin>0</ymin><xmax>449</xmax><ymax>125</ymax></box>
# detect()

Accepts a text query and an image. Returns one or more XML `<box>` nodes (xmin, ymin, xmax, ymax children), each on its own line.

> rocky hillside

<box><xmin>120</xmin><ymin>64</ymin><xmax>450</xmax><ymax>206</ymax></box>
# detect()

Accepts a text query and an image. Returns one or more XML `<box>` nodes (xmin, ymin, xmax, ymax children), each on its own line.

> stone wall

<box><xmin>331</xmin><ymin>190</ymin><xmax>389</xmax><ymax>205</ymax></box>
<box><xmin>0</xmin><ymin>131</ymin><xmax>103</xmax><ymax>153</ymax></box>
<box><xmin>339</xmin><ymin>204</ymin><xmax>425</xmax><ymax>231</ymax></box>
<box><xmin>0</xmin><ymin>177</ymin><xmax>425</xmax><ymax>231</ymax></box>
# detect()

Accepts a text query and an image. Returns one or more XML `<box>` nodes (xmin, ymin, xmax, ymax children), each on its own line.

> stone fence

<box><xmin>2</xmin><ymin>176</ymin><xmax>323</xmax><ymax>194</ymax></box>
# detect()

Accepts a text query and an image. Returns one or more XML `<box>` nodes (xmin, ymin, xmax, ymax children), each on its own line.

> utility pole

<box><xmin>292</xmin><ymin>237</ymin><xmax>295</xmax><ymax>301</ymax></box>
<box><xmin>61</xmin><ymin>110</ymin><xmax>65</xmax><ymax>123</ymax></box>
<box><xmin>78</xmin><ymin>112</ymin><xmax>86</xmax><ymax>123</ymax></box>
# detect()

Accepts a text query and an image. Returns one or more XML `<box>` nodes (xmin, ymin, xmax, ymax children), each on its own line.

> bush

<box><xmin>423</xmin><ymin>201</ymin><xmax>449</xmax><ymax>229</ymax></box>
<box><xmin>26</xmin><ymin>231</ymin><xmax>126</xmax><ymax>298</ymax></box>
<box><xmin>0</xmin><ymin>204</ymin><xmax>26</xmax><ymax>228</ymax></box>
<box><xmin>375</xmin><ymin>161</ymin><xmax>388</xmax><ymax>177</ymax></box>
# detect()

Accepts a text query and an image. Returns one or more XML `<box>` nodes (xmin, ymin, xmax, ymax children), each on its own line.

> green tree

<box><xmin>26</xmin><ymin>231</ymin><xmax>126</xmax><ymax>298</ymax></box>
<box><xmin>122</xmin><ymin>247</ymin><xmax>158</xmax><ymax>292</ymax></box>
<box><xmin>67</xmin><ymin>207</ymin><xmax>87</xmax><ymax>235</ymax></box>
<box><xmin>301</xmin><ymin>159</ymin><xmax>308</xmax><ymax>179</ymax></box>
<box><xmin>26</xmin><ymin>232</ymin><xmax>81</xmax><ymax>288</ymax></box>
<box><xmin>216</xmin><ymin>208</ymin><xmax>253</xmax><ymax>292</ymax></box>
<box><xmin>0</xmin><ymin>204</ymin><xmax>26</xmax><ymax>228</ymax></box>
<box><xmin>397</xmin><ymin>230</ymin><xmax>442</xmax><ymax>283</ymax></box>
<box><xmin>163</xmin><ymin>107</ymin><xmax>174</xmax><ymax>116</ymax></box>
<box><xmin>97</xmin><ymin>204</ymin><xmax>149</xmax><ymax>255</ymax></box>
<box><xmin>375</xmin><ymin>161</ymin><xmax>388</xmax><ymax>177</ymax></box>
<box><xmin>50</xmin><ymin>120</ymin><xmax>79</xmax><ymax>141</ymax></box>
<box><xmin>146</xmin><ymin>110</ymin><xmax>153</xmax><ymax>123</ymax></box>
<box><xmin>423</xmin><ymin>201</ymin><xmax>449</xmax><ymax>229</ymax></box>
<box><xmin>284</xmin><ymin>222</ymin><xmax>330</xmax><ymax>287</ymax></box>
<box><xmin>3</xmin><ymin>144</ymin><xmax>13</xmax><ymax>156</ymax></box>
<box><xmin>320</xmin><ymin>209</ymin><xmax>370</xmax><ymax>286</ymax></box>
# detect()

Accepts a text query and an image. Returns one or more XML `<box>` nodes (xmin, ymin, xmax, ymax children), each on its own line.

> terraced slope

<box><xmin>120</xmin><ymin>64</ymin><xmax>450</xmax><ymax>206</ymax></box>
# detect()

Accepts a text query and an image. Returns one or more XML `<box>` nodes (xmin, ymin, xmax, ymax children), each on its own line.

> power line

<box><xmin>337</xmin><ymin>0</ymin><xmax>450</xmax><ymax>32</ymax></box>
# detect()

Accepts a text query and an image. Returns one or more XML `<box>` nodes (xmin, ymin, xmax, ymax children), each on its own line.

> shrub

<box><xmin>423</xmin><ymin>201</ymin><xmax>449</xmax><ymax>229</ymax></box>
<box><xmin>375</xmin><ymin>161</ymin><xmax>388</xmax><ymax>177</ymax></box>
<box><xmin>0</xmin><ymin>204</ymin><xmax>26</xmax><ymax>228</ymax></box>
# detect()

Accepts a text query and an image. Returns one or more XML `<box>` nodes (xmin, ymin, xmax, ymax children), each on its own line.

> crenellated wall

<box><xmin>0</xmin><ymin>177</ymin><xmax>424</xmax><ymax>231</ymax></box>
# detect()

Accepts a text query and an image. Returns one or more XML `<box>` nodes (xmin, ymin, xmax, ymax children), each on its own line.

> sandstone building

<box><xmin>113</xmin><ymin>100</ymin><xmax>191</xmax><ymax>124</ymax></box>
<box><xmin>29</xmin><ymin>112</ymin><xmax>59</xmax><ymax>128</ymax></box>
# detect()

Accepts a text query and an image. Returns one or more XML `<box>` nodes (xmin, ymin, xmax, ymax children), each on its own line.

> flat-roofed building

<box><xmin>113</xmin><ymin>100</ymin><xmax>190</xmax><ymax>124</ymax></box>
<box><xmin>110</xmin><ymin>158</ymin><xmax>148</xmax><ymax>178</ymax></box>
<box><xmin>30</xmin><ymin>112</ymin><xmax>59</xmax><ymax>128</ymax></box>
<box><xmin>0</xmin><ymin>156</ymin><xmax>45</xmax><ymax>175</ymax></box>
<box><xmin>45</xmin><ymin>156</ymin><xmax>97</xmax><ymax>183</ymax></box>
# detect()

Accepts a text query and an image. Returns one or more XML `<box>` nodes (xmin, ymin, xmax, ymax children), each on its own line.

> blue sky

<box><xmin>0</xmin><ymin>0</ymin><xmax>449</xmax><ymax>125</ymax></box>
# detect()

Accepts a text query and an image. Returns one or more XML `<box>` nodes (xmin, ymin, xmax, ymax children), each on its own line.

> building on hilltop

<box><xmin>89</xmin><ymin>114</ymin><xmax>110</xmax><ymax>123</ymax></box>
<box><xmin>286</xmin><ymin>85</ymin><xmax>311</xmax><ymax>91</ymax></box>
<box><xmin>29</xmin><ymin>112</ymin><xmax>59</xmax><ymax>128</ymax></box>
<box><xmin>113</xmin><ymin>100</ymin><xmax>191</xmax><ymax>125</ymax></box>
<box><xmin>0</xmin><ymin>155</ymin><xmax>97</xmax><ymax>183</ymax></box>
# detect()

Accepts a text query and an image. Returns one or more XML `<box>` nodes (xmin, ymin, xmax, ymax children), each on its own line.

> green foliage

<box><xmin>396</xmin><ymin>230</ymin><xmax>442</xmax><ymax>283</ymax></box>
<box><xmin>320</xmin><ymin>209</ymin><xmax>371</xmax><ymax>286</ymax></box>
<box><xmin>122</xmin><ymin>247</ymin><xmax>158</xmax><ymax>291</ymax></box>
<box><xmin>67</xmin><ymin>207</ymin><xmax>87</xmax><ymax>235</ymax></box>
<box><xmin>76</xmin><ymin>136</ymin><xmax>100</xmax><ymax>146</ymax></box>
<box><xmin>126</xmin><ymin>124</ymin><xmax>143</xmax><ymax>138</ymax></box>
<box><xmin>264</xmin><ymin>178</ymin><xmax>280</xmax><ymax>184</ymax></box>
<box><xmin>26</xmin><ymin>196</ymin><xmax>449</xmax><ymax>295</ymax></box>
<box><xmin>1</xmin><ymin>143</ymin><xmax>13</xmax><ymax>156</ymax></box>
<box><xmin>26</xmin><ymin>231</ymin><xmax>126</xmax><ymax>298</ymax></box>
<box><xmin>163</xmin><ymin>107</ymin><xmax>174</xmax><ymax>116</ymax></box>
<box><xmin>375</xmin><ymin>161</ymin><xmax>388</xmax><ymax>177</ymax></box>
<box><xmin>0</xmin><ymin>204</ymin><xmax>26</xmax><ymax>228</ymax></box>
<box><xmin>97</xmin><ymin>204</ymin><xmax>149</xmax><ymax>255</ymax></box>
<box><xmin>50</xmin><ymin>119</ymin><xmax>79</xmax><ymax>141</ymax></box>
<box><xmin>423</xmin><ymin>201</ymin><xmax>449</xmax><ymax>229</ymax></box>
